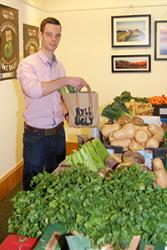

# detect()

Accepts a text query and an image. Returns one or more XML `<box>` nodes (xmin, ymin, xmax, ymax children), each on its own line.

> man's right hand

<box><xmin>67</xmin><ymin>76</ymin><xmax>90</xmax><ymax>91</ymax></box>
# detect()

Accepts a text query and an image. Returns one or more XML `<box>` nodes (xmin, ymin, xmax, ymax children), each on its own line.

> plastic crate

<box><xmin>153</xmin><ymin>104</ymin><xmax>167</xmax><ymax>118</ymax></box>
<box><xmin>0</xmin><ymin>234</ymin><xmax>38</xmax><ymax>250</ymax></box>
<box><xmin>139</xmin><ymin>239</ymin><xmax>166</xmax><ymax>250</ymax></box>
<box><xmin>160</xmin><ymin>118</ymin><xmax>167</xmax><ymax>123</ymax></box>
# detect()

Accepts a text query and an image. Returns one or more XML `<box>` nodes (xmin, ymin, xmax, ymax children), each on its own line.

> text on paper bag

<box><xmin>74</xmin><ymin>107</ymin><xmax>93</xmax><ymax>126</ymax></box>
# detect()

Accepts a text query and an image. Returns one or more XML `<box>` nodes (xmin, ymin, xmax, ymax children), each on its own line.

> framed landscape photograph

<box><xmin>112</xmin><ymin>55</ymin><xmax>151</xmax><ymax>73</ymax></box>
<box><xmin>111</xmin><ymin>15</ymin><xmax>151</xmax><ymax>47</ymax></box>
<box><xmin>155</xmin><ymin>20</ymin><xmax>167</xmax><ymax>60</ymax></box>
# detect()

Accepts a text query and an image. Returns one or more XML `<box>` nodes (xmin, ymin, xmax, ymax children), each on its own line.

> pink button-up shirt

<box><xmin>17</xmin><ymin>50</ymin><xmax>65</xmax><ymax>128</ymax></box>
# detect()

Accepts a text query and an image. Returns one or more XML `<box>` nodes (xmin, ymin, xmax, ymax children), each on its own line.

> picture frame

<box><xmin>111</xmin><ymin>55</ymin><xmax>151</xmax><ymax>73</ymax></box>
<box><xmin>155</xmin><ymin>20</ymin><xmax>167</xmax><ymax>60</ymax></box>
<box><xmin>111</xmin><ymin>15</ymin><xmax>151</xmax><ymax>47</ymax></box>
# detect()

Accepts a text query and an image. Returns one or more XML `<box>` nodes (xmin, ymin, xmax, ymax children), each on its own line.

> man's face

<box><xmin>39</xmin><ymin>23</ymin><xmax>61</xmax><ymax>53</ymax></box>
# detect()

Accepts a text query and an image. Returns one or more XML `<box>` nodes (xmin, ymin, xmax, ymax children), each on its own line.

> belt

<box><xmin>24</xmin><ymin>122</ymin><xmax>64</xmax><ymax>136</ymax></box>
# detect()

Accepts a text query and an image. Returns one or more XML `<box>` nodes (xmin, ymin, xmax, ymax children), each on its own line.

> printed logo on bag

<box><xmin>74</xmin><ymin>107</ymin><xmax>93</xmax><ymax>126</ymax></box>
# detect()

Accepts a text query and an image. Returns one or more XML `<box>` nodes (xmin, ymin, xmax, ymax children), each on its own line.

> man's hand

<box><xmin>67</xmin><ymin>76</ymin><xmax>90</xmax><ymax>91</ymax></box>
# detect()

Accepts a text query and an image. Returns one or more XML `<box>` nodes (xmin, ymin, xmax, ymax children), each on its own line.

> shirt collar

<box><xmin>38</xmin><ymin>49</ymin><xmax>57</xmax><ymax>65</ymax></box>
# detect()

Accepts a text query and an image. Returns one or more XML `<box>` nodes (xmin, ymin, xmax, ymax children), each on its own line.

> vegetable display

<box><xmin>126</xmin><ymin>99</ymin><xmax>153</xmax><ymax>116</ymax></box>
<box><xmin>113</xmin><ymin>91</ymin><xmax>148</xmax><ymax>103</ymax></box>
<box><xmin>8</xmin><ymin>164</ymin><xmax>167</xmax><ymax>249</ymax></box>
<box><xmin>101</xmin><ymin>100</ymin><xmax>132</xmax><ymax>122</ymax></box>
<box><xmin>101</xmin><ymin>119</ymin><xmax>165</xmax><ymax>151</ymax></box>
<box><xmin>104</xmin><ymin>150</ymin><xmax>148</xmax><ymax>172</ymax></box>
<box><xmin>102</xmin><ymin>91</ymin><xmax>153</xmax><ymax>121</ymax></box>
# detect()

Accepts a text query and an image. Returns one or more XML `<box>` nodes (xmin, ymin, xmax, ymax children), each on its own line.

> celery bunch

<box><xmin>65</xmin><ymin>139</ymin><xmax>109</xmax><ymax>171</ymax></box>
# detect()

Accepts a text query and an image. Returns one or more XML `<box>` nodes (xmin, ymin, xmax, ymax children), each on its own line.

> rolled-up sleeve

<box><xmin>17</xmin><ymin>61</ymin><xmax>42</xmax><ymax>99</ymax></box>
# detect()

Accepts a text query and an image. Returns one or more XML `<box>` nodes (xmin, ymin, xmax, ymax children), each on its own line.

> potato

<box><xmin>122</xmin><ymin>150</ymin><xmax>145</xmax><ymax>164</ymax></box>
<box><xmin>105</xmin><ymin>154</ymin><xmax>122</xmax><ymax>169</ymax></box>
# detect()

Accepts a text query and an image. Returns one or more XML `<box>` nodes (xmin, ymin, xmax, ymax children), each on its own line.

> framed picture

<box><xmin>23</xmin><ymin>24</ymin><xmax>39</xmax><ymax>58</ymax></box>
<box><xmin>155</xmin><ymin>20</ymin><xmax>167</xmax><ymax>60</ymax></box>
<box><xmin>111</xmin><ymin>15</ymin><xmax>151</xmax><ymax>47</ymax></box>
<box><xmin>111</xmin><ymin>55</ymin><xmax>151</xmax><ymax>73</ymax></box>
<box><xmin>0</xmin><ymin>4</ymin><xmax>19</xmax><ymax>80</ymax></box>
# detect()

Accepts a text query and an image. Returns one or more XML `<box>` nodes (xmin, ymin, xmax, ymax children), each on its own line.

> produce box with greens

<box><xmin>8</xmin><ymin>162</ymin><xmax>167</xmax><ymax>249</ymax></box>
<box><xmin>102</xmin><ymin>91</ymin><xmax>153</xmax><ymax>121</ymax></box>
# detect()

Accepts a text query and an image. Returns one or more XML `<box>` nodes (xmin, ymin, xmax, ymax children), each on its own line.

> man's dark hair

<box><xmin>40</xmin><ymin>17</ymin><xmax>61</xmax><ymax>33</ymax></box>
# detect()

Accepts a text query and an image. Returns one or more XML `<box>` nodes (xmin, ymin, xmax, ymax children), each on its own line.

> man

<box><xmin>17</xmin><ymin>17</ymin><xmax>88</xmax><ymax>190</ymax></box>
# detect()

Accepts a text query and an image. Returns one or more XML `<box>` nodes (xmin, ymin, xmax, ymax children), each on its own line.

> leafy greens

<box><xmin>8</xmin><ymin>165</ymin><xmax>167</xmax><ymax>249</ymax></box>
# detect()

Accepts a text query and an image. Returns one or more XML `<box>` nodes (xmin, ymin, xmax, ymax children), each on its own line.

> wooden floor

<box><xmin>0</xmin><ymin>182</ymin><xmax>22</xmax><ymax>243</ymax></box>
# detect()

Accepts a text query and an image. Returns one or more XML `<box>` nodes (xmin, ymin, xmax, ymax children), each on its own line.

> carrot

<box><xmin>148</xmin><ymin>95</ymin><xmax>167</xmax><ymax>105</ymax></box>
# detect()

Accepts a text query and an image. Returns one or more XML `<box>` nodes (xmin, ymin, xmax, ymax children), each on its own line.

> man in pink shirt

<box><xmin>17</xmin><ymin>17</ymin><xmax>88</xmax><ymax>190</ymax></box>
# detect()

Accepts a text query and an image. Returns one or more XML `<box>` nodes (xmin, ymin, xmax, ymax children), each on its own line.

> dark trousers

<box><xmin>23</xmin><ymin>126</ymin><xmax>66</xmax><ymax>190</ymax></box>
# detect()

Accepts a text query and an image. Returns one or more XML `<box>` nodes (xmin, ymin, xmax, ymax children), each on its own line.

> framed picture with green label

<box><xmin>0</xmin><ymin>4</ymin><xmax>19</xmax><ymax>80</ymax></box>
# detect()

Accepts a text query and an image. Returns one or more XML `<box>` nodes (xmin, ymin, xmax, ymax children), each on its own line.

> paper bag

<box><xmin>62</xmin><ymin>87</ymin><xmax>99</xmax><ymax>128</ymax></box>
